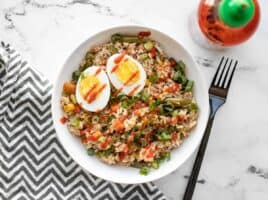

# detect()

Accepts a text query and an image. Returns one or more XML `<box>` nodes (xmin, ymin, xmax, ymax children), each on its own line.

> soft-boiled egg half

<box><xmin>106</xmin><ymin>53</ymin><xmax>146</xmax><ymax>96</ymax></box>
<box><xmin>76</xmin><ymin>66</ymin><xmax>110</xmax><ymax>112</ymax></box>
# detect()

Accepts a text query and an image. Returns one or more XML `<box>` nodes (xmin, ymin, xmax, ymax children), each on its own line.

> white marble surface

<box><xmin>1</xmin><ymin>0</ymin><xmax>268</xmax><ymax>199</ymax></box>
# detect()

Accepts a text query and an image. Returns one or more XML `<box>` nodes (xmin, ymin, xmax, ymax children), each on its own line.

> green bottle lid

<box><xmin>219</xmin><ymin>0</ymin><xmax>255</xmax><ymax>27</ymax></box>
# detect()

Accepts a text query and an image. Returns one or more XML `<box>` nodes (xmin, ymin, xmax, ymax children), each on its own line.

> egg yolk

<box><xmin>115</xmin><ymin>59</ymin><xmax>140</xmax><ymax>86</ymax></box>
<box><xmin>79</xmin><ymin>75</ymin><xmax>101</xmax><ymax>100</ymax></box>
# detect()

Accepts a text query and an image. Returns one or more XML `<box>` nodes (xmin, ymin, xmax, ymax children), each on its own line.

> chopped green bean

<box><xmin>72</xmin><ymin>70</ymin><xmax>81</xmax><ymax>82</ymax></box>
<box><xmin>139</xmin><ymin>167</ymin><xmax>150</xmax><ymax>175</ymax></box>
<box><xmin>184</xmin><ymin>80</ymin><xmax>194</xmax><ymax>92</ymax></box>
<box><xmin>87</xmin><ymin>148</ymin><xmax>95</xmax><ymax>156</ymax></box>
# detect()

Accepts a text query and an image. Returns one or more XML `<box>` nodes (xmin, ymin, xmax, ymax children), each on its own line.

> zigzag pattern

<box><xmin>0</xmin><ymin>43</ymin><xmax>167</xmax><ymax>200</ymax></box>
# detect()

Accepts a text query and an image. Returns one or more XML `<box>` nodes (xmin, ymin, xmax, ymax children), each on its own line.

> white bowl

<box><xmin>51</xmin><ymin>25</ymin><xmax>209</xmax><ymax>184</ymax></box>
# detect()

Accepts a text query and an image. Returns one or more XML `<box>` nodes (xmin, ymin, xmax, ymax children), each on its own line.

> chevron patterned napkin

<box><xmin>0</xmin><ymin>42</ymin><xmax>167</xmax><ymax>200</ymax></box>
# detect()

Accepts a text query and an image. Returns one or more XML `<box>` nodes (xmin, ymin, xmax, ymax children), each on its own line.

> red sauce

<box><xmin>128</xmin><ymin>85</ymin><xmax>140</xmax><ymax>96</ymax></box>
<box><xmin>111</xmin><ymin>64</ymin><xmax>119</xmax><ymax>73</ymax></box>
<box><xmin>60</xmin><ymin>117</ymin><xmax>67</xmax><ymax>124</ymax></box>
<box><xmin>87</xmin><ymin>84</ymin><xmax>107</xmax><ymax>103</ymax></box>
<box><xmin>138</xmin><ymin>31</ymin><xmax>151</xmax><ymax>38</ymax></box>
<box><xmin>84</xmin><ymin>83</ymin><xmax>98</xmax><ymax>100</ymax></box>
<box><xmin>114</xmin><ymin>52</ymin><xmax>126</xmax><ymax>64</ymax></box>
<box><xmin>94</xmin><ymin>68</ymin><xmax>102</xmax><ymax>76</ymax></box>
<box><xmin>124</xmin><ymin>71</ymin><xmax>139</xmax><ymax>86</ymax></box>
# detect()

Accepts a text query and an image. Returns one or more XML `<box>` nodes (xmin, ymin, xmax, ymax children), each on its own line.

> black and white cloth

<box><xmin>0</xmin><ymin>42</ymin><xmax>167</xmax><ymax>200</ymax></box>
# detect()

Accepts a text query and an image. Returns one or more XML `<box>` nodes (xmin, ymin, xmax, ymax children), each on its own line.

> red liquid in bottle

<box><xmin>198</xmin><ymin>0</ymin><xmax>260</xmax><ymax>46</ymax></box>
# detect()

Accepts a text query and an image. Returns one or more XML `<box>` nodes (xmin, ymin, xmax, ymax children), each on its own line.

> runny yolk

<box><xmin>79</xmin><ymin>75</ymin><xmax>102</xmax><ymax>102</ymax></box>
<box><xmin>115</xmin><ymin>58</ymin><xmax>140</xmax><ymax>86</ymax></box>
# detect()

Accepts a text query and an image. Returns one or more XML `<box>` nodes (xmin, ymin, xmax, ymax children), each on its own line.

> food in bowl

<box><xmin>60</xmin><ymin>31</ymin><xmax>199</xmax><ymax>175</ymax></box>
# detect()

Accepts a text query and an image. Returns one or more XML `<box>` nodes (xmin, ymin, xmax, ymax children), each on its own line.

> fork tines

<box><xmin>211</xmin><ymin>57</ymin><xmax>238</xmax><ymax>89</ymax></box>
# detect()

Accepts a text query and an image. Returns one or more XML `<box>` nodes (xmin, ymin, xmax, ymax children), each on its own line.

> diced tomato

<box><xmin>138</xmin><ymin>31</ymin><xmax>151</xmax><ymax>38</ymax></box>
<box><xmin>165</xmin><ymin>83</ymin><xmax>181</xmax><ymax>93</ymax></box>
<box><xmin>87</xmin><ymin>131</ymin><xmax>101</xmax><ymax>141</ymax></box>
<box><xmin>111</xmin><ymin>103</ymin><xmax>119</xmax><ymax>112</ymax></box>
<box><xmin>118</xmin><ymin>152</ymin><xmax>126</xmax><ymax>161</ymax></box>
<box><xmin>100</xmin><ymin>140</ymin><xmax>108</xmax><ymax>149</ymax></box>
<box><xmin>177</xmin><ymin>114</ymin><xmax>185</xmax><ymax>122</ymax></box>
<box><xmin>146</xmin><ymin>150</ymin><xmax>155</xmax><ymax>159</ymax></box>
<box><xmin>172</xmin><ymin>133</ymin><xmax>178</xmax><ymax>141</ymax></box>
<box><xmin>60</xmin><ymin>117</ymin><xmax>67</xmax><ymax>124</ymax></box>
<box><xmin>170</xmin><ymin>117</ymin><xmax>178</xmax><ymax>125</ymax></box>
<box><xmin>149</xmin><ymin>47</ymin><xmax>156</xmax><ymax>58</ymax></box>
<box><xmin>133</xmin><ymin>101</ymin><xmax>146</xmax><ymax>109</ymax></box>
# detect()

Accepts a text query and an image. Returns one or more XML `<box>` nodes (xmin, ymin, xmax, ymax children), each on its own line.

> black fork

<box><xmin>183</xmin><ymin>57</ymin><xmax>238</xmax><ymax>200</ymax></box>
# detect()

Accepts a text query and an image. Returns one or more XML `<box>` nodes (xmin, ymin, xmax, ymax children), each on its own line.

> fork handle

<box><xmin>183</xmin><ymin>115</ymin><xmax>215</xmax><ymax>200</ymax></box>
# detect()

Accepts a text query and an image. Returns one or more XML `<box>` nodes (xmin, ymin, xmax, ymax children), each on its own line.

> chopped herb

<box><xmin>139</xmin><ymin>167</ymin><xmax>150</xmax><ymax>175</ymax></box>
<box><xmin>151</xmin><ymin>161</ymin><xmax>160</xmax><ymax>169</ymax></box>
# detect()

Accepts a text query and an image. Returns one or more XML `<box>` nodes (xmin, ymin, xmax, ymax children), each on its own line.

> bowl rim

<box><xmin>51</xmin><ymin>24</ymin><xmax>209</xmax><ymax>184</ymax></box>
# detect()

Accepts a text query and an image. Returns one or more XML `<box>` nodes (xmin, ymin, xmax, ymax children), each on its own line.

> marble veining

<box><xmin>1</xmin><ymin>0</ymin><xmax>268</xmax><ymax>199</ymax></box>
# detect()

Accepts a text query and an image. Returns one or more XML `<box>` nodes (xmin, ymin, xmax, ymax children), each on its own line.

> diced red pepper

<box><xmin>119</xmin><ymin>152</ymin><xmax>126</xmax><ymax>161</ymax></box>
<box><xmin>149</xmin><ymin>47</ymin><xmax>156</xmax><ymax>58</ymax></box>
<box><xmin>60</xmin><ymin>117</ymin><xmax>67</xmax><ymax>124</ymax></box>
<box><xmin>138</xmin><ymin>31</ymin><xmax>151</xmax><ymax>38</ymax></box>
<box><xmin>177</xmin><ymin>114</ymin><xmax>185</xmax><ymax>122</ymax></box>
<box><xmin>165</xmin><ymin>83</ymin><xmax>181</xmax><ymax>93</ymax></box>
<box><xmin>172</xmin><ymin>133</ymin><xmax>178</xmax><ymax>141</ymax></box>
<box><xmin>87</xmin><ymin>131</ymin><xmax>101</xmax><ymax>141</ymax></box>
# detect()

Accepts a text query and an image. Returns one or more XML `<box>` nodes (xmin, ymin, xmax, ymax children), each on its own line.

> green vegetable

<box><xmin>184</xmin><ymin>80</ymin><xmax>194</xmax><ymax>92</ymax></box>
<box><xmin>165</xmin><ymin>97</ymin><xmax>192</xmax><ymax>107</ymax></box>
<box><xmin>144</xmin><ymin>41</ymin><xmax>154</xmax><ymax>51</ymax></box>
<box><xmin>70</xmin><ymin>94</ymin><xmax>77</xmax><ymax>104</ymax></box>
<box><xmin>69</xmin><ymin>117</ymin><xmax>80</xmax><ymax>128</ymax></box>
<box><xmin>108</xmin><ymin>45</ymin><xmax>118</xmax><ymax>54</ymax></box>
<box><xmin>175</xmin><ymin>60</ymin><xmax>186</xmax><ymax>74</ymax></box>
<box><xmin>87</xmin><ymin>148</ymin><xmax>95</xmax><ymax>156</ymax></box>
<box><xmin>188</xmin><ymin>102</ymin><xmax>198</xmax><ymax>112</ymax></box>
<box><xmin>151</xmin><ymin>161</ymin><xmax>160</xmax><ymax>169</ymax></box>
<box><xmin>172</xmin><ymin>110</ymin><xmax>180</xmax><ymax>117</ymax></box>
<box><xmin>148</xmin><ymin>73</ymin><xmax>159</xmax><ymax>83</ymax></box>
<box><xmin>140</xmin><ymin>53</ymin><xmax>149</xmax><ymax>61</ymax></box>
<box><xmin>139</xmin><ymin>167</ymin><xmax>150</xmax><ymax>175</ymax></box>
<box><xmin>92</xmin><ymin>116</ymin><xmax>99</xmax><ymax>123</ymax></box>
<box><xmin>141</xmin><ymin>92</ymin><xmax>149</xmax><ymax>103</ymax></box>
<box><xmin>72</xmin><ymin>70</ymin><xmax>82</xmax><ymax>82</ymax></box>
<box><xmin>164</xmin><ymin>152</ymin><xmax>171</xmax><ymax>161</ymax></box>
<box><xmin>172</xmin><ymin>71</ymin><xmax>187</xmax><ymax>85</ymax></box>
<box><xmin>149</xmin><ymin>99</ymin><xmax>161</xmax><ymax>110</ymax></box>
<box><xmin>157</xmin><ymin>130</ymin><xmax>172</xmax><ymax>141</ymax></box>
<box><xmin>98</xmin><ymin>149</ymin><xmax>112</xmax><ymax>157</ymax></box>
<box><xmin>111</xmin><ymin>33</ymin><xmax>148</xmax><ymax>43</ymax></box>
<box><xmin>121</xmin><ymin>101</ymin><xmax>129</xmax><ymax>109</ymax></box>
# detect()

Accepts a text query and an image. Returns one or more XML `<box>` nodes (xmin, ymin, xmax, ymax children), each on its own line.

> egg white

<box><xmin>106</xmin><ymin>54</ymin><xmax>146</xmax><ymax>95</ymax></box>
<box><xmin>76</xmin><ymin>66</ymin><xmax>111</xmax><ymax>112</ymax></box>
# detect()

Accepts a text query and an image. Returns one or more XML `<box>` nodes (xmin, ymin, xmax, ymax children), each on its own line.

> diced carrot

<box><xmin>111</xmin><ymin>103</ymin><xmax>119</xmax><ymax>112</ymax></box>
<box><xmin>60</xmin><ymin>117</ymin><xmax>67</xmax><ymax>124</ymax></box>
<box><xmin>114</xmin><ymin>120</ymin><xmax>124</xmax><ymax>133</ymax></box>
<box><xmin>87</xmin><ymin>131</ymin><xmax>101</xmax><ymax>141</ymax></box>
<box><xmin>63</xmin><ymin>82</ymin><xmax>76</xmax><ymax>94</ymax></box>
